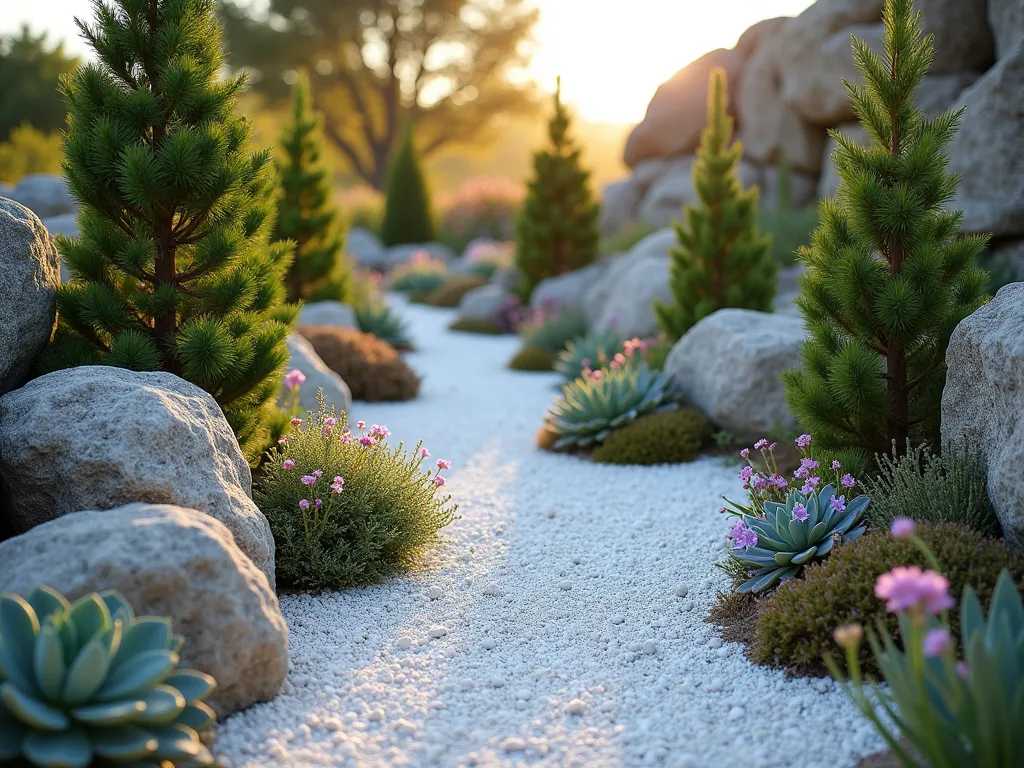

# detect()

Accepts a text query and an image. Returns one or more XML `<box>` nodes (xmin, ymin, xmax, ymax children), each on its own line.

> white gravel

<box><xmin>216</xmin><ymin>297</ymin><xmax>884</xmax><ymax>767</ymax></box>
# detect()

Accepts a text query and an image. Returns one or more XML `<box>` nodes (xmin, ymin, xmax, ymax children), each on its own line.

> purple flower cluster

<box><xmin>728</xmin><ymin>520</ymin><xmax>758</xmax><ymax>550</ymax></box>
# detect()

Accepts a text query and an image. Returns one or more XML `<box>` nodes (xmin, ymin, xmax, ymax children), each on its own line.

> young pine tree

<box><xmin>41</xmin><ymin>0</ymin><xmax>297</xmax><ymax>462</ymax></box>
<box><xmin>274</xmin><ymin>71</ymin><xmax>351</xmax><ymax>304</ymax></box>
<box><xmin>380</xmin><ymin>125</ymin><xmax>435</xmax><ymax>247</ymax></box>
<box><xmin>653</xmin><ymin>67</ymin><xmax>776</xmax><ymax>343</ymax></box>
<box><xmin>782</xmin><ymin>0</ymin><xmax>989</xmax><ymax>468</ymax></box>
<box><xmin>515</xmin><ymin>77</ymin><xmax>600</xmax><ymax>297</ymax></box>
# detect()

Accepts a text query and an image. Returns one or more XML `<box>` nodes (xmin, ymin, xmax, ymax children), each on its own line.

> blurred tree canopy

<box><xmin>219</xmin><ymin>0</ymin><xmax>540</xmax><ymax>190</ymax></box>
<box><xmin>0</xmin><ymin>27</ymin><xmax>80</xmax><ymax>141</ymax></box>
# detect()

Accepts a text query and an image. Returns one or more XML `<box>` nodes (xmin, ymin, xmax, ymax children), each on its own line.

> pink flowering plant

<box><xmin>828</xmin><ymin>518</ymin><xmax>1024</xmax><ymax>768</ymax></box>
<box><xmin>554</xmin><ymin>329</ymin><xmax>669</xmax><ymax>382</ymax></box>
<box><xmin>723</xmin><ymin>434</ymin><xmax>869</xmax><ymax>592</ymax></box>
<box><xmin>463</xmin><ymin>239</ymin><xmax>516</xmax><ymax>279</ymax></box>
<box><xmin>255</xmin><ymin>390</ymin><xmax>458</xmax><ymax>590</ymax></box>
<box><xmin>388</xmin><ymin>250</ymin><xmax>450</xmax><ymax>295</ymax></box>
<box><xmin>516</xmin><ymin>299</ymin><xmax>588</xmax><ymax>354</ymax></box>
<box><xmin>437</xmin><ymin>176</ymin><xmax>525</xmax><ymax>251</ymax></box>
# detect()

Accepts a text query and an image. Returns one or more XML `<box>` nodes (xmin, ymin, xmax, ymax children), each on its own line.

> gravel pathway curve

<box><xmin>216</xmin><ymin>298</ymin><xmax>883</xmax><ymax>768</ymax></box>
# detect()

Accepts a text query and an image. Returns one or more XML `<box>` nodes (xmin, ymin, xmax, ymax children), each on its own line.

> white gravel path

<box><xmin>216</xmin><ymin>298</ymin><xmax>884</xmax><ymax>768</ymax></box>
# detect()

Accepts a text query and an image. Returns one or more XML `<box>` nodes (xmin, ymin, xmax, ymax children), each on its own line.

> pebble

<box><xmin>708</xmin><ymin>678</ymin><xmax>725</xmax><ymax>693</ymax></box>
<box><xmin>571</xmin><ymin>555</ymin><xmax>582</xmax><ymax>564</ymax></box>
<box><xmin>396</xmin><ymin>637</ymin><xmax>413</xmax><ymax>650</ymax></box>
<box><xmin>641</xmin><ymin>641</ymin><xmax>657</xmax><ymax>655</ymax></box>
<box><xmin>483</xmin><ymin>584</ymin><xmax>504</xmax><ymax>596</ymax></box>
<box><xmin>675</xmin><ymin>585</ymin><xmax>689</xmax><ymax>597</ymax></box>
<box><xmin>501</xmin><ymin>737</ymin><xmax>526</xmax><ymax>752</ymax></box>
<box><xmin>728</xmin><ymin>706</ymin><xmax>746</xmax><ymax>720</ymax></box>
<box><xmin>546</xmin><ymin>509</ymin><xmax>556</xmax><ymax>518</ymax></box>
<box><xmin>565</xmin><ymin>699</ymin><xmax>587</xmax><ymax>715</ymax></box>
<box><xmin>628</xmin><ymin>642</ymin><xmax>642</xmax><ymax>653</ymax></box>
<box><xmin>489</xmin><ymin>676</ymin><xmax>506</xmax><ymax>688</ymax></box>
<box><xmin>610</xmin><ymin>614</ymin><xmax>626</xmax><ymax>625</ymax></box>
<box><xmin>428</xmin><ymin>626</ymin><xmax>449</xmax><ymax>639</ymax></box>
<box><xmin>708</xmin><ymin>638</ymin><xmax>722</xmax><ymax>649</ymax></box>
<box><xmin>393</xmin><ymin>720</ymin><xmax>417</xmax><ymax>736</ymax></box>
<box><xmin>559</xmin><ymin>580</ymin><xmax>572</xmax><ymax>591</ymax></box>
<box><xmin>481</xmin><ymin>638</ymin><xmax>497</xmax><ymax>650</ymax></box>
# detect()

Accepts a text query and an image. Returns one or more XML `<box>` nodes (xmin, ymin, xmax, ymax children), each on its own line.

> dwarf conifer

<box><xmin>380</xmin><ymin>125</ymin><xmax>435</xmax><ymax>246</ymax></box>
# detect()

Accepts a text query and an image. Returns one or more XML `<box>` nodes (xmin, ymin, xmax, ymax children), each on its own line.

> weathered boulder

<box><xmin>989</xmin><ymin>239</ymin><xmax>1024</xmax><ymax>282</ymax></box>
<box><xmin>298</xmin><ymin>300</ymin><xmax>357</xmax><ymax>328</ymax></box>
<box><xmin>345</xmin><ymin>226</ymin><xmax>387</xmax><ymax>270</ymax></box>
<box><xmin>664</xmin><ymin>309</ymin><xmax>805</xmax><ymax>436</ymax></box>
<box><xmin>530</xmin><ymin>260</ymin><xmax>611</xmax><ymax>311</ymax></box>
<box><xmin>0</xmin><ymin>503</ymin><xmax>289</xmax><ymax>716</ymax></box>
<box><xmin>41</xmin><ymin>213</ymin><xmax>79</xmax><ymax>282</ymax></box>
<box><xmin>947</xmin><ymin>40</ymin><xmax>1024</xmax><ymax>237</ymax></box>
<box><xmin>623</xmin><ymin>48</ymin><xmax>747</xmax><ymax>168</ymax></box>
<box><xmin>758</xmin><ymin>165</ymin><xmax>820</xmax><ymax>211</ymax></box>
<box><xmin>457</xmin><ymin>283</ymin><xmax>510</xmax><ymax>321</ymax></box>
<box><xmin>599</xmin><ymin>178</ymin><xmax>644</xmax><ymax>235</ymax></box>
<box><xmin>637</xmin><ymin>156</ymin><xmax>762</xmax><ymax>227</ymax></box>
<box><xmin>0</xmin><ymin>199</ymin><xmax>60</xmax><ymax>395</ymax></box>
<box><xmin>918</xmin><ymin>0</ymin><xmax>994</xmax><ymax>74</ymax></box>
<box><xmin>282</xmin><ymin>333</ymin><xmax>352</xmax><ymax>415</ymax></box>
<box><xmin>0</xmin><ymin>366</ymin><xmax>275</xmax><ymax>586</ymax></box>
<box><xmin>941</xmin><ymin>282</ymin><xmax>1024</xmax><ymax>545</ymax></box>
<box><xmin>735</xmin><ymin>16</ymin><xmax>791</xmax><ymax>55</ymax></box>
<box><xmin>7</xmin><ymin>174</ymin><xmax>76</xmax><ymax>218</ymax></box>
<box><xmin>990</xmin><ymin>0</ymin><xmax>1024</xmax><ymax>59</ymax></box>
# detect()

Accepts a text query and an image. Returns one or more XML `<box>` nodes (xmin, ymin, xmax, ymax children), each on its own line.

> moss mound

<box><xmin>424</xmin><ymin>275</ymin><xmax>489</xmax><ymax>307</ymax></box>
<box><xmin>536</xmin><ymin>424</ymin><xmax>559</xmax><ymax>451</ymax></box>
<box><xmin>508</xmin><ymin>345</ymin><xmax>558</xmax><ymax>371</ymax></box>
<box><xmin>298</xmin><ymin>324</ymin><xmax>421</xmax><ymax>402</ymax></box>
<box><xmin>591</xmin><ymin>408</ymin><xmax>713</xmax><ymax>465</ymax></box>
<box><xmin>448</xmin><ymin>316</ymin><xmax>506</xmax><ymax>335</ymax></box>
<box><xmin>753</xmin><ymin>522</ymin><xmax>1024</xmax><ymax>676</ymax></box>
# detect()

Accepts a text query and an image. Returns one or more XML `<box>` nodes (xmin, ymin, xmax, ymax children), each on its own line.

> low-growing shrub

<box><xmin>355</xmin><ymin>302</ymin><xmax>414</xmax><ymax>351</ymax></box>
<box><xmin>0</xmin><ymin>585</ymin><xmax>218</xmax><ymax>766</ymax></box>
<box><xmin>555</xmin><ymin>327</ymin><xmax>626</xmax><ymax>381</ymax></box>
<box><xmin>753</xmin><ymin>522</ymin><xmax>1024</xmax><ymax>676</ymax></box>
<box><xmin>299</xmin><ymin>324</ymin><xmax>421</xmax><ymax>401</ymax></box>
<box><xmin>389</xmin><ymin>250</ymin><xmax>449</xmax><ymax>295</ymax></box>
<box><xmin>256</xmin><ymin>398</ymin><xmax>458</xmax><ymax>590</ymax></box>
<box><xmin>592</xmin><ymin>408</ymin><xmax>713</xmax><ymax>465</ymax></box>
<box><xmin>462</xmin><ymin>239</ymin><xmax>516</xmax><ymax>279</ymax></box>
<box><xmin>862</xmin><ymin>441</ymin><xmax>1000</xmax><ymax>538</ymax></box>
<box><xmin>508</xmin><ymin>345</ymin><xmax>558</xmax><ymax>371</ymax></box>
<box><xmin>448</xmin><ymin>316</ymin><xmax>506</xmax><ymax>335</ymax></box>
<box><xmin>424</xmin><ymin>274</ymin><xmax>489</xmax><ymax>307</ymax></box>
<box><xmin>518</xmin><ymin>301</ymin><xmax>588</xmax><ymax>354</ymax></box>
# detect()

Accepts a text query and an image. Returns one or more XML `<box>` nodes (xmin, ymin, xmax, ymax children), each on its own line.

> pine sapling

<box><xmin>274</xmin><ymin>70</ymin><xmax>351</xmax><ymax>304</ymax></box>
<box><xmin>654</xmin><ymin>67</ymin><xmax>776</xmax><ymax>342</ymax></box>
<box><xmin>515</xmin><ymin>77</ymin><xmax>600</xmax><ymax>297</ymax></box>
<box><xmin>782</xmin><ymin>0</ymin><xmax>989</xmax><ymax>468</ymax></box>
<box><xmin>41</xmin><ymin>0</ymin><xmax>297</xmax><ymax>462</ymax></box>
<box><xmin>380</xmin><ymin>124</ymin><xmax>435</xmax><ymax>246</ymax></box>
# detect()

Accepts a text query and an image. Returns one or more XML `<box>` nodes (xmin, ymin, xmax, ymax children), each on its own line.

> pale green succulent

<box><xmin>355</xmin><ymin>302</ymin><xmax>413</xmax><ymax>350</ymax></box>
<box><xmin>730</xmin><ymin>484</ymin><xmax>869</xmax><ymax>593</ymax></box>
<box><xmin>545</xmin><ymin>363</ymin><xmax>675</xmax><ymax>449</ymax></box>
<box><xmin>553</xmin><ymin>327</ymin><xmax>624</xmax><ymax>382</ymax></box>
<box><xmin>0</xmin><ymin>586</ymin><xmax>217</xmax><ymax>768</ymax></box>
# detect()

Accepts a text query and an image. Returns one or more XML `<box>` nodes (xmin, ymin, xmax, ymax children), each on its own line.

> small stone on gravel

<box><xmin>501</xmin><ymin>737</ymin><xmax>526</xmax><ymax>752</ymax></box>
<box><xmin>396</xmin><ymin>637</ymin><xmax>412</xmax><ymax>650</ymax></box>
<box><xmin>642</xmin><ymin>641</ymin><xmax>657</xmax><ymax>655</ymax></box>
<box><xmin>559</xmin><ymin>580</ymin><xmax>572</xmax><ymax>590</ymax></box>
<box><xmin>675</xmin><ymin>584</ymin><xmax>689</xmax><ymax>597</ymax></box>
<box><xmin>565</xmin><ymin>699</ymin><xmax>587</xmax><ymax>715</ymax></box>
<box><xmin>708</xmin><ymin>678</ymin><xmax>725</xmax><ymax>693</ymax></box>
<box><xmin>428</xmin><ymin>626</ymin><xmax>448</xmax><ymax>638</ymax></box>
<box><xmin>610</xmin><ymin>614</ymin><xmax>626</xmax><ymax>624</ymax></box>
<box><xmin>427</xmin><ymin>586</ymin><xmax>443</xmax><ymax>600</ymax></box>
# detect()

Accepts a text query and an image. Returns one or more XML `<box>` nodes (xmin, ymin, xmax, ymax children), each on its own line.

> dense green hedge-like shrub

<box><xmin>508</xmin><ymin>345</ymin><xmax>558</xmax><ymax>371</ymax></box>
<box><xmin>862</xmin><ymin>441</ymin><xmax>1001</xmax><ymax>538</ymax></box>
<box><xmin>424</xmin><ymin>274</ymin><xmax>489</xmax><ymax>307</ymax></box>
<box><xmin>591</xmin><ymin>408</ymin><xmax>712</xmax><ymax>465</ymax></box>
<box><xmin>299</xmin><ymin>325</ymin><xmax>420</xmax><ymax>401</ymax></box>
<box><xmin>256</xmin><ymin>398</ymin><xmax>457</xmax><ymax>590</ymax></box>
<box><xmin>753</xmin><ymin>523</ymin><xmax>1024</xmax><ymax>676</ymax></box>
<box><xmin>448</xmin><ymin>317</ymin><xmax>506</xmax><ymax>335</ymax></box>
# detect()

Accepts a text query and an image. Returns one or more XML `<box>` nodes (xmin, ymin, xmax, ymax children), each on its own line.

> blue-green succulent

<box><xmin>355</xmin><ymin>302</ymin><xmax>413</xmax><ymax>350</ymax></box>
<box><xmin>0</xmin><ymin>586</ymin><xmax>217</xmax><ymax>768</ymax></box>
<box><xmin>553</xmin><ymin>327</ymin><xmax>624</xmax><ymax>382</ymax></box>
<box><xmin>544</xmin><ymin>363</ymin><xmax>675</xmax><ymax>449</ymax></box>
<box><xmin>729</xmin><ymin>484</ymin><xmax>869</xmax><ymax>593</ymax></box>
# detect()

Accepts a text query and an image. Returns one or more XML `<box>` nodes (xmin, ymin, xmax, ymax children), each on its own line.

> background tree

<box><xmin>41</xmin><ymin>0</ymin><xmax>297</xmax><ymax>463</ymax></box>
<box><xmin>0</xmin><ymin>26</ymin><xmax>79</xmax><ymax>140</ymax></box>
<box><xmin>380</xmin><ymin>124</ymin><xmax>436</xmax><ymax>246</ymax></box>
<box><xmin>275</xmin><ymin>71</ymin><xmax>351</xmax><ymax>303</ymax></box>
<box><xmin>654</xmin><ymin>67</ymin><xmax>776</xmax><ymax>343</ymax></box>
<box><xmin>782</xmin><ymin>0</ymin><xmax>989</xmax><ymax>468</ymax></box>
<box><xmin>219</xmin><ymin>0</ymin><xmax>539</xmax><ymax>190</ymax></box>
<box><xmin>515</xmin><ymin>77</ymin><xmax>600</xmax><ymax>298</ymax></box>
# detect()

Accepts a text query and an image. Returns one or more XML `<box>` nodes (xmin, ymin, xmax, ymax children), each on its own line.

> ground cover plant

<box><xmin>447</xmin><ymin>316</ymin><xmax>507</xmax><ymax>335</ymax></box>
<box><xmin>388</xmin><ymin>251</ymin><xmax>449</xmax><ymax>297</ymax></box>
<box><xmin>516</xmin><ymin>300</ymin><xmax>587</xmax><ymax>355</ymax></box>
<box><xmin>423</xmin><ymin>274</ymin><xmax>488</xmax><ymax>308</ymax></box>
<box><xmin>507</xmin><ymin>345</ymin><xmax>559</xmax><ymax>371</ymax></box>
<box><xmin>461</xmin><ymin>239</ymin><xmax>516</xmax><ymax>280</ymax></box>
<box><xmin>591</xmin><ymin>408</ymin><xmax>713</xmax><ymax>465</ymax></box>
<box><xmin>299</xmin><ymin>325</ymin><xmax>420</xmax><ymax>401</ymax></box>
<box><xmin>256</xmin><ymin>396</ymin><xmax>458</xmax><ymax>590</ymax></box>
<box><xmin>555</xmin><ymin>327</ymin><xmax>626</xmax><ymax>382</ymax></box>
<box><xmin>355</xmin><ymin>301</ymin><xmax>414</xmax><ymax>351</ymax></box>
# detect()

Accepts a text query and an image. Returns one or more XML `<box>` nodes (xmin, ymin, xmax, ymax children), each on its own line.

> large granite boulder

<box><xmin>623</xmin><ymin>48</ymin><xmax>747</xmax><ymax>168</ymax></box>
<box><xmin>941</xmin><ymin>282</ymin><xmax>1024</xmax><ymax>545</ymax></box>
<box><xmin>735</xmin><ymin>16</ymin><xmax>791</xmax><ymax>55</ymax></box>
<box><xmin>918</xmin><ymin>0</ymin><xmax>994</xmax><ymax>73</ymax></box>
<box><xmin>456</xmin><ymin>283</ymin><xmax>511</xmax><ymax>322</ymax></box>
<box><xmin>346</xmin><ymin>226</ymin><xmax>387</xmax><ymax>270</ymax></box>
<box><xmin>600</xmin><ymin>178</ymin><xmax>644</xmax><ymax>235</ymax></box>
<box><xmin>282</xmin><ymin>333</ymin><xmax>353</xmax><ymax>415</ymax></box>
<box><xmin>530</xmin><ymin>259</ymin><xmax>612</xmax><ymax>311</ymax></box>
<box><xmin>0</xmin><ymin>503</ymin><xmax>289</xmax><ymax>716</ymax></box>
<box><xmin>0</xmin><ymin>366</ymin><xmax>275</xmax><ymax>586</ymax></box>
<box><xmin>990</xmin><ymin>0</ymin><xmax>1024</xmax><ymax>59</ymax></box>
<box><xmin>664</xmin><ymin>309</ymin><xmax>805</xmax><ymax>436</ymax></box>
<box><xmin>0</xmin><ymin>199</ymin><xmax>60</xmax><ymax>394</ymax></box>
<box><xmin>7</xmin><ymin>174</ymin><xmax>76</xmax><ymax>218</ymax></box>
<box><xmin>298</xmin><ymin>300</ymin><xmax>357</xmax><ymax>328</ymax></box>
<box><xmin>637</xmin><ymin>157</ymin><xmax>762</xmax><ymax>227</ymax></box>
<box><xmin>947</xmin><ymin>40</ymin><xmax>1024</xmax><ymax>237</ymax></box>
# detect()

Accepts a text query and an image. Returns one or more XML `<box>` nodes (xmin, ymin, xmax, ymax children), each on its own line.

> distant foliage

<box><xmin>600</xmin><ymin>219</ymin><xmax>657</xmax><ymax>255</ymax></box>
<box><xmin>0</xmin><ymin>123</ymin><xmax>61</xmax><ymax>183</ymax></box>
<box><xmin>339</xmin><ymin>186</ymin><xmax>384</xmax><ymax>235</ymax></box>
<box><xmin>508</xmin><ymin>344</ymin><xmax>558</xmax><ymax>371</ymax></box>
<box><xmin>389</xmin><ymin>251</ymin><xmax>449</xmax><ymax>295</ymax></box>
<box><xmin>355</xmin><ymin>301</ymin><xmax>413</xmax><ymax>351</ymax></box>
<box><xmin>758</xmin><ymin>206</ymin><xmax>818</xmax><ymax>269</ymax></box>
<box><xmin>654</xmin><ymin>67</ymin><xmax>776</xmax><ymax>343</ymax></box>
<box><xmin>274</xmin><ymin>72</ymin><xmax>351</xmax><ymax>304</ymax></box>
<box><xmin>380</xmin><ymin>127</ymin><xmax>435</xmax><ymax>246</ymax></box>
<box><xmin>862</xmin><ymin>441</ymin><xmax>1001</xmax><ymax>538</ymax></box>
<box><xmin>299</xmin><ymin>325</ymin><xmax>420</xmax><ymax>401</ymax></box>
<box><xmin>448</xmin><ymin>316</ymin><xmax>507</xmax><ymax>335</ymax></box>
<box><xmin>591</xmin><ymin>408</ymin><xmax>712</xmax><ymax>465</ymax></box>
<box><xmin>423</xmin><ymin>274</ymin><xmax>488</xmax><ymax>307</ymax></box>
<box><xmin>517</xmin><ymin>301</ymin><xmax>588</xmax><ymax>354</ymax></box>
<box><xmin>438</xmin><ymin>177</ymin><xmax>524</xmax><ymax>252</ymax></box>
<box><xmin>0</xmin><ymin>26</ymin><xmax>78</xmax><ymax>140</ymax></box>
<box><xmin>515</xmin><ymin>78</ymin><xmax>600</xmax><ymax>297</ymax></box>
<box><xmin>462</xmin><ymin>239</ymin><xmax>516</xmax><ymax>279</ymax></box>
<box><xmin>256</xmin><ymin>396</ymin><xmax>457</xmax><ymax>590</ymax></box>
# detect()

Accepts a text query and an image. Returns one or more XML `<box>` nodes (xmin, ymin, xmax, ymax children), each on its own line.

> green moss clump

<box><xmin>424</xmin><ymin>274</ymin><xmax>489</xmax><ymax>307</ymax></box>
<box><xmin>591</xmin><ymin>408</ymin><xmax>712</xmax><ymax>465</ymax></box>
<box><xmin>448</xmin><ymin>316</ymin><xmax>506</xmax><ymax>335</ymax></box>
<box><xmin>753</xmin><ymin>523</ymin><xmax>1024</xmax><ymax>676</ymax></box>
<box><xmin>508</xmin><ymin>345</ymin><xmax>558</xmax><ymax>371</ymax></box>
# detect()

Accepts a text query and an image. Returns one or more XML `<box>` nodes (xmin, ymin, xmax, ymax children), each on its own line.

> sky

<box><xmin>1</xmin><ymin>0</ymin><xmax>815</xmax><ymax>124</ymax></box>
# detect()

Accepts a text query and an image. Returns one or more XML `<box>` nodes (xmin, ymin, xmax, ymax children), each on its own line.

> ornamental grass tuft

<box><xmin>256</xmin><ymin>393</ymin><xmax>458</xmax><ymax>590</ymax></box>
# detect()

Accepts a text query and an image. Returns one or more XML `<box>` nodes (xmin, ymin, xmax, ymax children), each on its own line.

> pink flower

<box><xmin>752</xmin><ymin>474</ymin><xmax>768</xmax><ymax>491</ymax></box>
<box><xmin>324</xmin><ymin>417</ymin><xmax>335</xmax><ymax>427</ymax></box>
<box><xmin>341</xmin><ymin>433</ymin><xmax>351</xmax><ymax>443</ymax></box>
<box><xmin>278</xmin><ymin>437</ymin><xmax>287</xmax><ymax>445</ymax></box>
<box><xmin>314</xmin><ymin>470</ymin><xmax>323</xmax><ymax>478</ymax></box>
<box><xmin>728</xmin><ymin>520</ymin><xmax>758</xmax><ymax>549</ymax></box>
<box><xmin>923</xmin><ymin>627</ymin><xmax>952</xmax><ymax>657</ymax></box>
<box><xmin>875</xmin><ymin>566</ymin><xmax>954</xmax><ymax>615</ymax></box>
<box><xmin>331</xmin><ymin>476</ymin><xmax>345</xmax><ymax>494</ymax></box>
<box><xmin>300</xmin><ymin>475</ymin><xmax>317</xmax><ymax>486</ymax></box>
<box><xmin>290</xmin><ymin>418</ymin><xmax>302</xmax><ymax>426</ymax></box>
<box><xmin>831</xmin><ymin>460</ymin><xmax>841</xmax><ymax>471</ymax></box>
<box><xmin>315</xmin><ymin>499</ymin><xmax>323</xmax><ymax>508</ymax></box>
<box><xmin>795</xmin><ymin>457</ymin><xmax>820</xmax><ymax>480</ymax></box>
<box><xmin>284</xmin><ymin>369</ymin><xmax>306</xmax><ymax>391</ymax></box>
<box><xmin>739</xmin><ymin>466</ymin><xmax>754</xmax><ymax>484</ymax></box>
<box><xmin>739</xmin><ymin>448</ymin><xmax>750</xmax><ymax>459</ymax></box>
<box><xmin>357</xmin><ymin>421</ymin><xmax>366</xmax><ymax>430</ymax></box>
<box><xmin>359</xmin><ymin>436</ymin><xmax>373</xmax><ymax>447</ymax></box>
<box><xmin>283</xmin><ymin>459</ymin><xmax>295</xmax><ymax>470</ymax></box>
<box><xmin>801</xmin><ymin>476</ymin><xmax>821</xmax><ymax>494</ymax></box>
<box><xmin>420</xmin><ymin>447</ymin><xmax>430</xmax><ymax>458</ymax></box>
<box><xmin>370</xmin><ymin>424</ymin><xmax>390</xmax><ymax>438</ymax></box>
<box><xmin>829</xmin><ymin>495</ymin><xmax>846</xmax><ymax>514</ymax></box>
<box><xmin>891</xmin><ymin>517</ymin><xmax>916</xmax><ymax>539</ymax></box>
<box><xmin>434</xmin><ymin>476</ymin><xmax>447</xmax><ymax>486</ymax></box>
<box><xmin>770</xmin><ymin>474</ymin><xmax>789</xmax><ymax>490</ymax></box>
<box><xmin>795</xmin><ymin>434</ymin><xmax>812</xmax><ymax>449</ymax></box>
<box><xmin>841</xmin><ymin>473</ymin><xmax>856</xmax><ymax>488</ymax></box>
<box><xmin>792</xmin><ymin>503</ymin><xmax>808</xmax><ymax>522</ymax></box>
<box><xmin>437</xmin><ymin>459</ymin><xmax>452</xmax><ymax>470</ymax></box>
<box><xmin>298</xmin><ymin>499</ymin><xmax>310</xmax><ymax>510</ymax></box>
<box><xmin>956</xmin><ymin>661</ymin><xmax>969</xmax><ymax>678</ymax></box>
<box><xmin>581</xmin><ymin>358</ymin><xmax>591</xmax><ymax>368</ymax></box>
<box><xmin>754</xmin><ymin>439</ymin><xmax>769</xmax><ymax>452</ymax></box>
<box><xmin>589</xmin><ymin>369</ymin><xmax>603</xmax><ymax>381</ymax></box>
